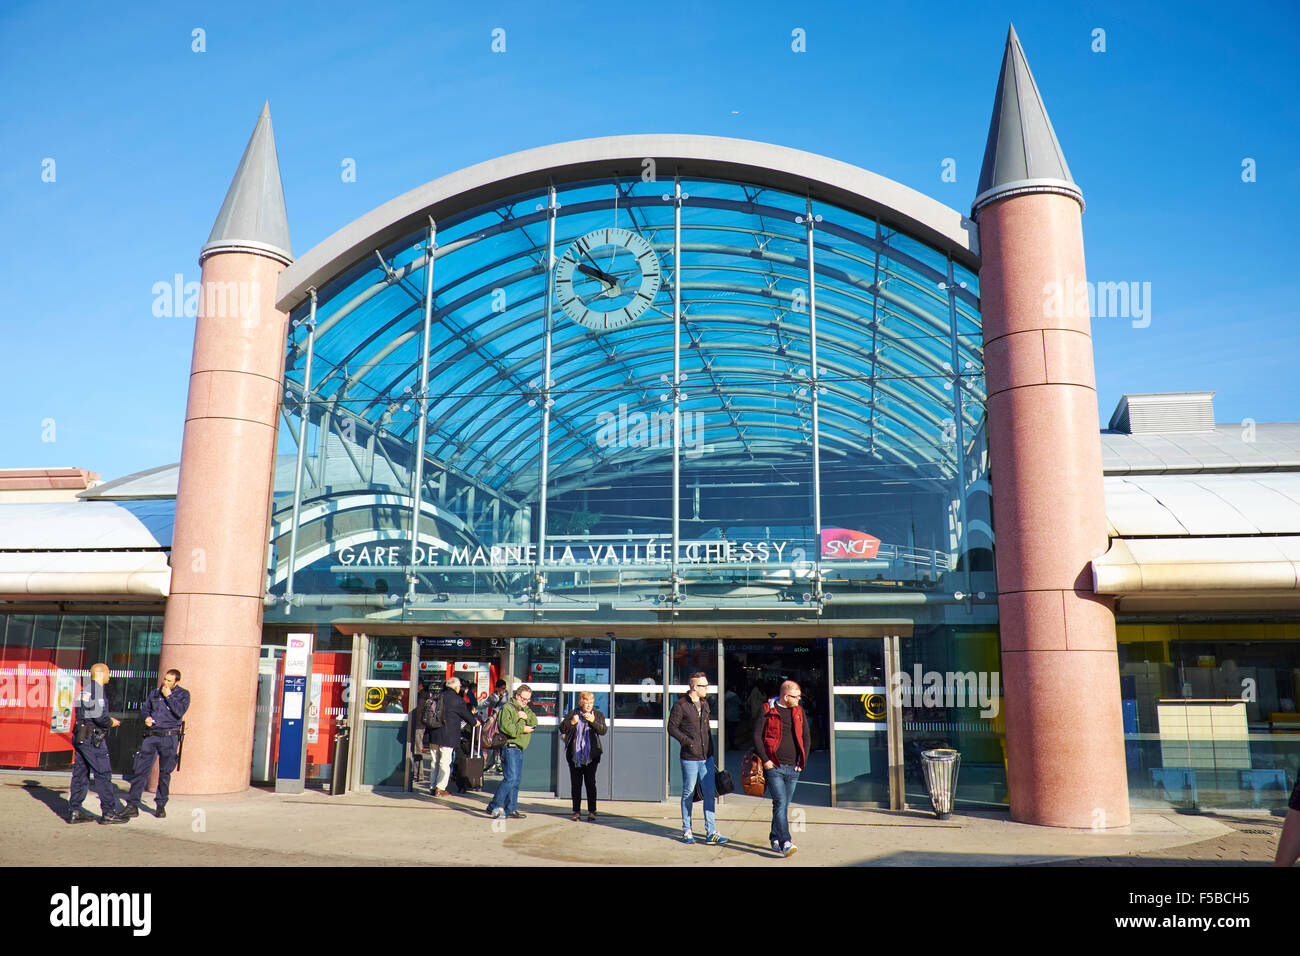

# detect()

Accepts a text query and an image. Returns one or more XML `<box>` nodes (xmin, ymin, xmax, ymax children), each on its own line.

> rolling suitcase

<box><xmin>455</xmin><ymin>723</ymin><xmax>486</xmax><ymax>792</ymax></box>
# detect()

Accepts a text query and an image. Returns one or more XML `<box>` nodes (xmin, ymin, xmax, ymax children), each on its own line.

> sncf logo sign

<box><xmin>820</xmin><ymin>528</ymin><xmax>880</xmax><ymax>559</ymax></box>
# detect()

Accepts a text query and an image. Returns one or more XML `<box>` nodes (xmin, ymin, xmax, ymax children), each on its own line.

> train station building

<box><xmin>2</xmin><ymin>27</ymin><xmax>1296</xmax><ymax>825</ymax></box>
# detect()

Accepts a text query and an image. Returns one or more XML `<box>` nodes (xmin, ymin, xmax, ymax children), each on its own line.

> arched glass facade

<box><xmin>267</xmin><ymin>163</ymin><xmax>1003</xmax><ymax>805</ymax></box>
<box><xmin>269</xmin><ymin>173</ymin><xmax>994</xmax><ymax>630</ymax></box>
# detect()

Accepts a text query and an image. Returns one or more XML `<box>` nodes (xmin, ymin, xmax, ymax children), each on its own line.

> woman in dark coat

<box><xmin>559</xmin><ymin>691</ymin><xmax>608</xmax><ymax>821</ymax></box>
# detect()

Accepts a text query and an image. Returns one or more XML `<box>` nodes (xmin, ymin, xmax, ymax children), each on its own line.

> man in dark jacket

<box><xmin>753</xmin><ymin>680</ymin><xmax>808</xmax><ymax>857</ymax></box>
<box><xmin>667</xmin><ymin>671</ymin><xmax>727</xmax><ymax>845</ymax></box>
<box><xmin>430</xmin><ymin>676</ymin><xmax>477</xmax><ymax>797</ymax></box>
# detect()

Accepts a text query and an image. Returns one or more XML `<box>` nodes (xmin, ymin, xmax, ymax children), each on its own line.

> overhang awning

<box><xmin>0</xmin><ymin>551</ymin><xmax>171</xmax><ymax>598</ymax></box>
<box><xmin>1093</xmin><ymin>536</ymin><xmax>1300</xmax><ymax>594</ymax></box>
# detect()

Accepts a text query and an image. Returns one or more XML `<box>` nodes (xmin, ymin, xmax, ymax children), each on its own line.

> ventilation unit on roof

<box><xmin>1108</xmin><ymin>392</ymin><xmax>1216</xmax><ymax>434</ymax></box>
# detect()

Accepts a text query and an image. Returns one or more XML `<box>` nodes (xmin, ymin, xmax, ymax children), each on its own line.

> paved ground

<box><xmin>0</xmin><ymin>774</ymin><xmax>1287</xmax><ymax>867</ymax></box>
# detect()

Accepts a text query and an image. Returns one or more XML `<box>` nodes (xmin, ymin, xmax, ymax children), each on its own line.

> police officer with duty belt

<box><xmin>122</xmin><ymin>668</ymin><xmax>190</xmax><ymax>818</ymax></box>
<box><xmin>68</xmin><ymin>662</ymin><xmax>130</xmax><ymax>824</ymax></box>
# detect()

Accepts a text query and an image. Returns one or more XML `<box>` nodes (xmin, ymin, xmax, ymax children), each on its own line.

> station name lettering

<box><xmin>335</xmin><ymin>541</ymin><xmax>791</xmax><ymax>568</ymax></box>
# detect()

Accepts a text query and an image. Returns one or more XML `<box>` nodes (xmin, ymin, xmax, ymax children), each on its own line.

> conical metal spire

<box><xmin>200</xmin><ymin>102</ymin><xmax>293</xmax><ymax>265</ymax></box>
<box><xmin>972</xmin><ymin>25</ymin><xmax>1083</xmax><ymax>217</ymax></box>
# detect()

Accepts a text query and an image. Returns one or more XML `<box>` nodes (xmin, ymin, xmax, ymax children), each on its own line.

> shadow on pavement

<box><xmin>20</xmin><ymin>778</ymin><xmax>76</xmax><ymax>818</ymax></box>
<box><xmin>433</xmin><ymin>793</ymin><xmax>777</xmax><ymax>857</ymax></box>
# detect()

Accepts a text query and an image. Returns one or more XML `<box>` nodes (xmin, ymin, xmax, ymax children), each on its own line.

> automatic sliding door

<box><xmin>610</xmin><ymin>638</ymin><xmax>665</xmax><ymax>800</ymax></box>
<box><xmin>831</xmin><ymin>638</ymin><xmax>889</xmax><ymax>806</ymax></box>
<box><xmin>667</xmin><ymin>639</ymin><xmax>718</xmax><ymax>798</ymax></box>
<box><xmin>358</xmin><ymin>636</ymin><xmax>413</xmax><ymax>790</ymax></box>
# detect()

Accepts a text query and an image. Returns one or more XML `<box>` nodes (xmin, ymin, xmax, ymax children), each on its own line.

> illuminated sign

<box><xmin>820</xmin><ymin>528</ymin><xmax>881</xmax><ymax>560</ymax></box>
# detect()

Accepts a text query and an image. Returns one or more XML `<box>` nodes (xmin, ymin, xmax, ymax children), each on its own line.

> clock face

<box><xmin>554</xmin><ymin>228</ymin><xmax>662</xmax><ymax>331</ymax></box>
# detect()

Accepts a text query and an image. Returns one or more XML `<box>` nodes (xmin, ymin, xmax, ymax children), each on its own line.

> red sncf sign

<box><xmin>820</xmin><ymin>528</ymin><xmax>881</xmax><ymax>559</ymax></box>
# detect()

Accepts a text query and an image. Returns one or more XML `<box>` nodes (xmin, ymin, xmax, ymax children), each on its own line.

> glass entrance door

<box><xmin>722</xmin><ymin>639</ymin><xmax>831</xmax><ymax>806</ymax></box>
<box><xmin>830</xmin><ymin>638</ymin><xmax>890</xmax><ymax>807</ymax></box>
<box><xmin>357</xmin><ymin>635</ymin><xmax>413</xmax><ymax>790</ymax></box>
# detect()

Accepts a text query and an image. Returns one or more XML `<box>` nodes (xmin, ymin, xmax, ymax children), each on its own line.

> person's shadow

<box><xmin>21</xmin><ymin>779</ymin><xmax>77</xmax><ymax>818</ymax></box>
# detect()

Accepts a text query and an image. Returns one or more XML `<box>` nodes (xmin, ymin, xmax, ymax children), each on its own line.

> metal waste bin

<box><xmin>330</xmin><ymin>722</ymin><xmax>350</xmax><ymax>796</ymax></box>
<box><xmin>920</xmin><ymin>748</ymin><xmax>961</xmax><ymax>819</ymax></box>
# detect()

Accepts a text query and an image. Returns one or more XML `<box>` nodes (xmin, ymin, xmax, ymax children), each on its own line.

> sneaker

<box><xmin>507</xmin><ymin>812</ymin><xmax>526</xmax><ymax>820</ymax></box>
<box><xmin>706</xmin><ymin>832</ymin><xmax>729</xmax><ymax>846</ymax></box>
<box><xmin>682</xmin><ymin>832</ymin><xmax>695</xmax><ymax>844</ymax></box>
<box><xmin>98</xmin><ymin>812</ymin><xmax>129</xmax><ymax>826</ymax></box>
<box><xmin>782</xmin><ymin>842</ymin><xmax>798</xmax><ymax>858</ymax></box>
<box><xmin>119</xmin><ymin>804</ymin><xmax>139</xmax><ymax>818</ymax></box>
<box><xmin>154</xmin><ymin>807</ymin><xmax>166</xmax><ymax>819</ymax></box>
<box><xmin>771</xmin><ymin>839</ymin><xmax>781</xmax><ymax>853</ymax></box>
<box><xmin>67</xmin><ymin>809</ymin><xmax>93</xmax><ymax>824</ymax></box>
<box><xmin>489</xmin><ymin>807</ymin><xmax>505</xmax><ymax>819</ymax></box>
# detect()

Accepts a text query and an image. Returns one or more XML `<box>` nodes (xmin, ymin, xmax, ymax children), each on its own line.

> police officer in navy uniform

<box><xmin>68</xmin><ymin>662</ymin><xmax>130</xmax><ymax>824</ymax></box>
<box><xmin>122</xmin><ymin>668</ymin><xmax>190</xmax><ymax>819</ymax></box>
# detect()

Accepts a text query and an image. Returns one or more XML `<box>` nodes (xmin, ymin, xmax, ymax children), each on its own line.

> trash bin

<box><xmin>329</xmin><ymin>722</ymin><xmax>350</xmax><ymax>796</ymax></box>
<box><xmin>920</xmin><ymin>748</ymin><xmax>961</xmax><ymax>819</ymax></box>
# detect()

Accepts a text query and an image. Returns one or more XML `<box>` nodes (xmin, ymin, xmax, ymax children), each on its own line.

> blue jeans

<box><xmin>766</xmin><ymin>766</ymin><xmax>801</xmax><ymax>846</ymax></box>
<box><xmin>680</xmin><ymin>758</ymin><xmax>716</xmax><ymax>836</ymax></box>
<box><xmin>487</xmin><ymin>745</ymin><xmax>524</xmax><ymax>815</ymax></box>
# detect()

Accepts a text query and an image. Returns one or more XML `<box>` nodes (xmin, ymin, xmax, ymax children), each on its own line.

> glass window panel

<box><xmin>564</xmin><ymin>638</ymin><xmax>611</xmax><ymax>714</ymax></box>
<box><xmin>615</xmin><ymin>638</ymin><xmax>663</xmax><ymax>684</ymax></box>
<box><xmin>833</xmin><ymin>638</ymin><xmax>885</xmax><ymax>687</ymax></box>
<box><xmin>514</xmin><ymin>638</ymin><xmax>560</xmax><ymax>718</ymax></box>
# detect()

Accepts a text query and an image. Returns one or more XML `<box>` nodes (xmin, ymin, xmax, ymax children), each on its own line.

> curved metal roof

<box><xmin>277</xmin><ymin>135</ymin><xmax>979</xmax><ymax>311</ymax></box>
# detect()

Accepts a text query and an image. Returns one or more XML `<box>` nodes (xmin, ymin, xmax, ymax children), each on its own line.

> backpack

<box><xmin>482</xmin><ymin>706</ymin><xmax>508</xmax><ymax>749</ymax></box>
<box><xmin>420</xmin><ymin>690</ymin><xmax>445</xmax><ymax>731</ymax></box>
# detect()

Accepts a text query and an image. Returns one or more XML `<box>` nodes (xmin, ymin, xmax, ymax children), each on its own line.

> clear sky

<box><xmin>1</xmin><ymin>0</ymin><xmax>1296</xmax><ymax>482</ymax></box>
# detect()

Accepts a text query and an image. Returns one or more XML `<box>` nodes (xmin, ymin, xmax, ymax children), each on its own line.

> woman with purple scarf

<box><xmin>559</xmin><ymin>691</ymin><xmax>608</xmax><ymax>821</ymax></box>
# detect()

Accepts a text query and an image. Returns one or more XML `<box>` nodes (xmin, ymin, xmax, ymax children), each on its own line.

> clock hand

<box><xmin>577</xmin><ymin>248</ymin><xmax>620</xmax><ymax>284</ymax></box>
<box><xmin>575</xmin><ymin>262</ymin><xmax>622</xmax><ymax>297</ymax></box>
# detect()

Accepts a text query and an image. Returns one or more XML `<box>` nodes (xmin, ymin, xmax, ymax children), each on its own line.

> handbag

<box><xmin>714</xmin><ymin>765</ymin><xmax>735</xmax><ymax>796</ymax></box>
<box><xmin>691</xmin><ymin>762</ymin><xmax>735</xmax><ymax>800</ymax></box>
<box><xmin>741</xmin><ymin>749</ymin><xmax>766</xmax><ymax>797</ymax></box>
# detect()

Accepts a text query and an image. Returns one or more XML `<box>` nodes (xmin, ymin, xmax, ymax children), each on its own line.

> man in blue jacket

<box><xmin>122</xmin><ymin>668</ymin><xmax>190</xmax><ymax>819</ymax></box>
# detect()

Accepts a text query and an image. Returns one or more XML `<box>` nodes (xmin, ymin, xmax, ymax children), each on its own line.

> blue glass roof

<box><xmin>285</xmin><ymin>174</ymin><xmax>984</xmax><ymax>504</ymax></box>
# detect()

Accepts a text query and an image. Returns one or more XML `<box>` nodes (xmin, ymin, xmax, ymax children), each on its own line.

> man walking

<box><xmin>668</xmin><ymin>671</ymin><xmax>727</xmax><ymax>845</ymax></box>
<box><xmin>67</xmin><ymin>663</ymin><xmax>129</xmax><ymax>825</ymax></box>
<box><xmin>430</xmin><ymin>675</ymin><xmax>477</xmax><ymax>797</ymax></box>
<box><xmin>485</xmin><ymin>684</ymin><xmax>537</xmax><ymax>820</ymax></box>
<box><xmin>754</xmin><ymin>680</ymin><xmax>808</xmax><ymax>857</ymax></box>
<box><xmin>122</xmin><ymin>668</ymin><xmax>190</xmax><ymax>818</ymax></box>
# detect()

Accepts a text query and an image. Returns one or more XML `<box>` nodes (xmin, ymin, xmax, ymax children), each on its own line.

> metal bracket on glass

<box><xmin>374</xmin><ymin>250</ymin><xmax>400</xmax><ymax>284</ymax></box>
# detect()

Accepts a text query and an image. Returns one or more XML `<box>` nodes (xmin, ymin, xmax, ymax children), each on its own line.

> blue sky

<box><xmin>1</xmin><ymin>0</ymin><xmax>1296</xmax><ymax>481</ymax></box>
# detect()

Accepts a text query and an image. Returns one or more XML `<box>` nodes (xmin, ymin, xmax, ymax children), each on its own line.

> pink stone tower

<box><xmin>973</xmin><ymin>27</ymin><xmax>1130</xmax><ymax>827</ymax></box>
<box><xmin>161</xmin><ymin>103</ymin><xmax>293</xmax><ymax>795</ymax></box>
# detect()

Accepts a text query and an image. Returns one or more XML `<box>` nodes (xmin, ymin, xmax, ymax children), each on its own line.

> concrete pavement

<box><xmin>0</xmin><ymin>774</ymin><xmax>1286</xmax><ymax>867</ymax></box>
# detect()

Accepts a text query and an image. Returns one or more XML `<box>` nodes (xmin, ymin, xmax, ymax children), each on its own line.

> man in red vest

<box><xmin>753</xmin><ymin>680</ymin><xmax>807</xmax><ymax>857</ymax></box>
